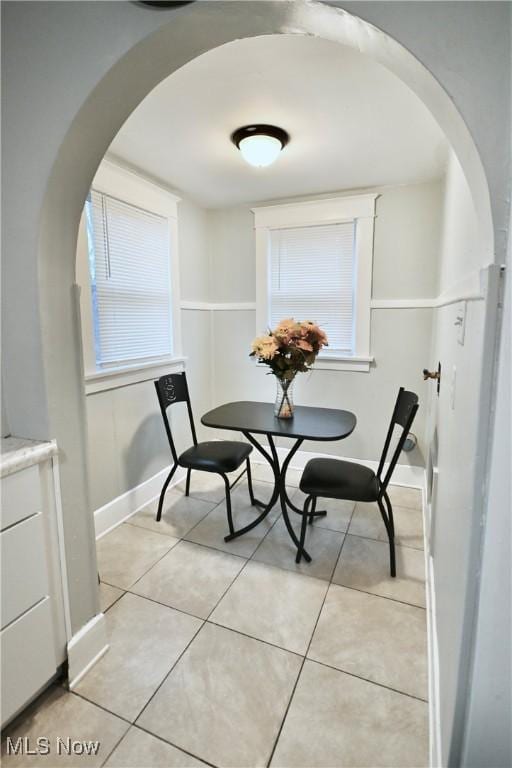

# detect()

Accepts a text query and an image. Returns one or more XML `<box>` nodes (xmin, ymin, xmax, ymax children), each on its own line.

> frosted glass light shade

<box><xmin>238</xmin><ymin>135</ymin><xmax>283</xmax><ymax>167</ymax></box>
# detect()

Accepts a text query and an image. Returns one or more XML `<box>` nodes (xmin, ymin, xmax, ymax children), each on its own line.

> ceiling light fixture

<box><xmin>231</xmin><ymin>125</ymin><xmax>290</xmax><ymax>168</ymax></box>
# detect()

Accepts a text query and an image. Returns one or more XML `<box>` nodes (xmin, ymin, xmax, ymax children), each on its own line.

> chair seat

<box><xmin>300</xmin><ymin>458</ymin><xmax>380</xmax><ymax>502</ymax></box>
<box><xmin>179</xmin><ymin>441</ymin><xmax>252</xmax><ymax>474</ymax></box>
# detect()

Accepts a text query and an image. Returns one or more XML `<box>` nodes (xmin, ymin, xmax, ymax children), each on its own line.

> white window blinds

<box><xmin>86</xmin><ymin>190</ymin><xmax>172</xmax><ymax>368</ymax></box>
<box><xmin>269</xmin><ymin>222</ymin><xmax>356</xmax><ymax>353</ymax></box>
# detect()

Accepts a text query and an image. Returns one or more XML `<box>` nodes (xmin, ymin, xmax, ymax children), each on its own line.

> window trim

<box><xmin>84</xmin><ymin>356</ymin><xmax>187</xmax><ymax>395</ymax></box>
<box><xmin>77</xmin><ymin>158</ymin><xmax>183</xmax><ymax>390</ymax></box>
<box><xmin>252</xmin><ymin>194</ymin><xmax>378</xmax><ymax>372</ymax></box>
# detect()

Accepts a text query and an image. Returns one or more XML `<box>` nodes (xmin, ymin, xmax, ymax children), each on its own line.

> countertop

<box><xmin>1</xmin><ymin>436</ymin><xmax>58</xmax><ymax>478</ymax></box>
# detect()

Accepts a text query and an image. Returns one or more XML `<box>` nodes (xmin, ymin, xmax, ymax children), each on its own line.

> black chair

<box><xmin>297</xmin><ymin>387</ymin><xmax>419</xmax><ymax>575</ymax></box>
<box><xmin>154</xmin><ymin>372</ymin><xmax>255</xmax><ymax>534</ymax></box>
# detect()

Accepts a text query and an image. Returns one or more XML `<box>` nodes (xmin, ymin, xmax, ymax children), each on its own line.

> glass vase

<box><xmin>274</xmin><ymin>376</ymin><xmax>295</xmax><ymax>419</ymax></box>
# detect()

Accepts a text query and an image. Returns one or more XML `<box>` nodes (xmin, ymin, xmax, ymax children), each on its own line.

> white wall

<box><xmin>80</xmin><ymin>178</ymin><xmax>442</xmax><ymax>512</ymax></box>
<box><xmin>425</xmin><ymin>150</ymin><xmax>503</xmax><ymax>765</ymax></box>
<box><xmin>2</xmin><ymin>4</ymin><xmax>508</xmax><ymax>718</ymax></box>
<box><xmin>438</xmin><ymin>153</ymin><xmax>483</xmax><ymax>293</ymax></box>
<box><xmin>210</xmin><ymin>180</ymin><xmax>443</xmax><ymax>465</ymax></box>
<box><xmin>460</xmin><ymin>220</ymin><xmax>511</xmax><ymax>768</ymax></box>
<box><xmin>209</xmin><ymin>207</ymin><xmax>257</xmax><ymax>302</ymax></box>
<box><xmin>179</xmin><ymin>198</ymin><xmax>212</xmax><ymax>304</ymax></box>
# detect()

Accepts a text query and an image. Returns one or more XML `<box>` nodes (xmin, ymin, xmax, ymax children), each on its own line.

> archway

<box><xmin>34</xmin><ymin>0</ymin><xmax>495</xmax><ymax>743</ymax></box>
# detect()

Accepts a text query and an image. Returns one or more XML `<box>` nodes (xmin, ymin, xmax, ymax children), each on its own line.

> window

<box><xmin>86</xmin><ymin>191</ymin><xmax>172</xmax><ymax>368</ymax></box>
<box><xmin>253</xmin><ymin>194</ymin><xmax>377</xmax><ymax>371</ymax></box>
<box><xmin>77</xmin><ymin>159</ymin><xmax>183</xmax><ymax>391</ymax></box>
<box><xmin>269</xmin><ymin>222</ymin><xmax>355</xmax><ymax>354</ymax></box>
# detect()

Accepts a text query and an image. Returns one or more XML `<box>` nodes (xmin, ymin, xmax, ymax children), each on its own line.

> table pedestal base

<box><xmin>224</xmin><ymin>433</ymin><xmax>325</xmax><ymax>563</ymax></box>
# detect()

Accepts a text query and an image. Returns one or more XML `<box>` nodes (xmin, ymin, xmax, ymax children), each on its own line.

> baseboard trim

<box><xmin>67</xmin><ymin>613</ymin><xmax>109</xmax><ymax>690</ymax></box>
<box><xmin>94</xmin><ymin>448</ymin><xmax>423</xmax><ymax>542</ymax></box>
<box><xmin>426</xmin><ymin>551</ymin><xmax>442</xmax><ymax>767</ymax></box>
<box><xmin>94</xmin><ymin>464</ymin><xmax>187</xmax><ymax>540</ymax></box>
<box><xmin>263</xmin><ymin>446</ymin><xmax>424</xmax><ymax>488</ymax></box>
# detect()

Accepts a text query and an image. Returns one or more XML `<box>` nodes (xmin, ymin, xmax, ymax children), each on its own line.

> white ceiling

<box><xmin>109</xmin><ymin>34</ymin><xmax>448</xmax><ymax>208</ymax></box>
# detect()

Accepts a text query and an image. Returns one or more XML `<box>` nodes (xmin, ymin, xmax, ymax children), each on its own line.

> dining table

<box><xmin>201</xmin><ymin>401</ymin><xmax>357</xmax><ymax>562</ymax></box>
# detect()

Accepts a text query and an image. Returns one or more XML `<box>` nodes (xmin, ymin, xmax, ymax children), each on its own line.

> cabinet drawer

<box><xmin>1</xmin><ymin>597</ymin><xmax>57</xmax><ymax>726</ymax></box>
<box><xmin>1</xmin><ymin>513</ymin><xmax>48</xmax><ymax>628</ymax></box>
<box><xmin>1</xmin><ymin>465</ymin><xmax>42</xmax><ymax>531</ymax></box>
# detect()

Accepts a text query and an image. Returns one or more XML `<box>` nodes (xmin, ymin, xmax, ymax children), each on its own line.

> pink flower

<box><xmin>251</xmin><ymin>334</ymin><xmax>279</xmax><ymax>360</ymax></box>
<box><xmin>297</xmin><ymin>339</ymin><xmax>313</xmax><ymax>352</ymax></box>
<box><xmin>275</xmin><ymin>318</ymin><xmax>296</xmax><ymax>335</ymax></box>
<box><xmin>250</xmin><ymin>319</ymin><xmax>328</xmax><ymax>371</ymax></box>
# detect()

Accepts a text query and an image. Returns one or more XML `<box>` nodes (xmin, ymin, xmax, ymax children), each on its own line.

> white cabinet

<box><xmin>0</xmin><ymin>439</ymin><xmax>68</xmax><ymax>726</ymax></box>
<box><xmin>1</xmin><ymin>598</ymin><xmax>58</xmax><ymax>725</ymax></box>
<box><xmin>1</xmin><ymin>463</ymin><xmax>41</xmax><ymax>529</ymax></box>
<box><xmin>1</xmin><ymin>513</ymin><xmax>49</xmax><ymax>627</ymax></box>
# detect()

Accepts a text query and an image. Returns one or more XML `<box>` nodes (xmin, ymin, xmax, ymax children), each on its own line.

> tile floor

<box><xmin>2</xmin><ymin>469</ymin><xmax>429</xmax><ymax>768</ymax></box>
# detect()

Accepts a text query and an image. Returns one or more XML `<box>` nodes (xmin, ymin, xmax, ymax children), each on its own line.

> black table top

<box><xmin>201</xmin><ymin>401</ymin><xmax>356</xmax><ymax>442</ymax></box>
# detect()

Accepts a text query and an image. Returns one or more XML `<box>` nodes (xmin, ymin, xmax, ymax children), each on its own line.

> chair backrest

<box><xmin>376</xmin><ymin>387</ymin><xmax>419</xmax><ymax>494</ymax></box>
<box><xmin>154</xmin><ymin>372</ymin><xmax>197</xmax><ymax>463</ymax></box>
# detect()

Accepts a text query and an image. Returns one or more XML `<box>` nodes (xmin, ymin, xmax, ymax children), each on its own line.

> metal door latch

<box><xmin>423</xmin><ymin>362</ymin><xmax>441</xmax><ymax>394</ymax></box>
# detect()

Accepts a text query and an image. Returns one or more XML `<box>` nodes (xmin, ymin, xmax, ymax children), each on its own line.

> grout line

<box><xmin>105</xmin><ymin>519</ymin><xmax>184</xmax><ymax>542</ymax></box>
<box><xmin>177</xmin><ymin>536</ymin><xmax>249</xmax><ymax>561</ymax></box>
<box><xmin>99</xmin><ymin>585</ymin><xmax>126</xmax><ymax>613</ymax></box>
<box><xmin>306</xmin><ymin>658</ymin><xmax>429</xmax><ymax>704</ymax></box>
<box><xmin>94</xmin><ymin>485</ymin><xmax>428</xmax><ymax>768</ymax></box>
<box><xmin>125</xmin><ymin>589</ymin><xmax>207</xmax><ymax>621</ymax></box>
<box><xmin>99</xmin><ymin>578</ymin><xmax>128</xmax><ymax>591</ymax></box>
<box><xmin>133</xmin><ymin>619</ymin><xmax>206</xmax><ymax>725</ymax></box>
<box><xmin>105</xmin><ymin>537</ymin><xmax>180</xmax><ymax>592</ymax></box>
<box><xmin>343</xmin><ymin>531</ymin><xmax>425</xmax><ymax>552</ymax></box>
<box><xmin>124</xmin><ymin>498</ymin><xmax>214</xmax><ymax>537</ymax></box>
<box><xmin>98</xmin><ymin>722</ymin><xmax>131</xmax><ymax>768</ymax></box>
<box><xmin>181</xmin><ymin>531</ymin><xmax>277</xmax><ymax>560</ymax></box>
<box><xmin>70</xmin><ymin>608</ymin><xmax>213</xmax><ymax>766</ymax></box>
<box><xmin>204</xmin><ymin>619</ymin><xmax>303</xmax><ymax>659</ymax></box>
<box><xmin>70</xmin><ymin>689</ymin><xmax>132</xmax><ymax>726</ymax></box>
<box><xmin>178</xmin><ymin>494</ymin><xmax>234</xmax><ymax>541</ymax></box>
<box><xmin>132</xmin><ymin>724</ymin><xmax>218</xmax><ymax>768</ymax></box>
<box><xmin>265</xmin><ymin>577</ymin><xmax>330</xmax><ymax>765</ymax></box>
<box><xmin>266</xmin><ymin>501</ymin><xmax>356</xmax><ymax>766</ymax></box>
<box><xmin>332</xmin><ymin>581</ymin><xmax>426</xmax><ymax>610</ymax></box>
<box><xmin>328</xmin><ymin>510</ymin><xmax>427</xmax><ymax>608</ymax></box>
<box><xmin>246</xmin><ymin>518</ymin><xmax>281</xmax><ymax>562</ymax></box>
<box><xmin>345</xmin><ymin>517</ymin><xmax>425</xmax><ymax>551</ymax></box>
<box><xmin>123</xmin><ymin>534</ymin><xmax>263</xmax><ymax>625</ymax></box>
<box><xmin>74</xmin><ymin>688</ymin><xmax>217</xmax><ymax>768</ymax></box>
<box><xmin>204</xmin><ymin>559</ymin><xmax>252</xmax><ymax>622</ymax></box>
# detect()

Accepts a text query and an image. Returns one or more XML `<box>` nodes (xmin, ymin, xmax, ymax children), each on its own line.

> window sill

<box><xmin>255</xmin><ymin>355</ymin><xmax>373</xmax><ymax>374</ymax></box>
<box><xmin>84</xmin><ymin>357</ymin><xmax>187</xmax><ymax>395</ymax></box>
<box><xmin>313</xmin><ymin>355</ymin><xmax>373</xmax><ymax>372</ymax></box>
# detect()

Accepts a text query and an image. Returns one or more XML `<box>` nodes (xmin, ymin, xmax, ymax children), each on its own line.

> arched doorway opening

<box><xmin>33</xmin><ymin>2</ymin><xmax>497</xmax><ymax>764</ymax></box>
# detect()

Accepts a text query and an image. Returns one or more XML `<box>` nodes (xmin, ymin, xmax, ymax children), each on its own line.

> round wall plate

<box><xmin>138</xmin><ymin>1</ymin><xmax>194</xmax><ymax>8</ymax></box>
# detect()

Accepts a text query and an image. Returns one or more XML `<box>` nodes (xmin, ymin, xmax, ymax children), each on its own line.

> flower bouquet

<box><xmin>250</xmin><ymin>319</ymin><xmax>328</xmax><ymax>418</ymax></box>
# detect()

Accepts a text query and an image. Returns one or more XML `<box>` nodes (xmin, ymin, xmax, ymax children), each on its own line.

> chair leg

<box><xmin>156</xmin><ymin>463</ymin><xmax>178</xmax><ymax>521</ymax></box>
<box><xmin>296</xmin><ymin>496</ymin><xmax>312</xmax><ymax>564</ymax></box>
<box><xmin>383</xmin><ymin>491</ymin><xmax>395</xmax><ymax>538</ymax></box>
<box><xmin>246</xmin><ymin>458</ymin><xmax>256</xmax><ymax>506</ymax></box>
<box><xmin>222</xmin><ymin>474</ymin><xmax>234</xmax><ymax>535</ymax></box>
<box><xmin>377</xmin><ymin>497</ymin><xmax>396</xmax><ymax>578</ymax></box>
<box><xmin>308</xmin><ymin>496</ymin><xmax>317</xmax><ymax>525</ymax></box>
<box><xmin>185</xmin><ymin>468</ymin><xmax>192</xmax><ymax>497</ymax></box>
